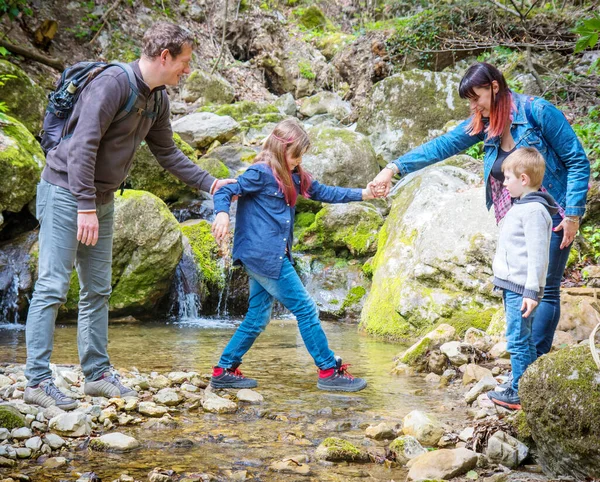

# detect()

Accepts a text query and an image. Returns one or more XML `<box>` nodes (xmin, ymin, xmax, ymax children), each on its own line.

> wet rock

<box><xmin>0</xmin><ymin>405</ymin><xmax>26</xmax><ymax>430</ymax></box>
<box><xmin>48</xmin><ymin>412</ymin><xmax>91</xmax><ymax>437</ymax></box>
<box><xmin>314</xmin><ymin>437</ymin><xmax>369</xmax><ymax>462</ymax></box>
<box><xmin>148</xmin><ymin>467</ymin><xmax>177</xmax><ymax>482</ymax></box>
<box><xmin>440</xmin><ymin>341</ymin><xmax>469</xmax><ymax>366</ymax></box>
<box><xmin>172</xmin><ymin>112</ymin><xmax>240</xmax><ymax>149</ymax></box>
<box><xmin>388</xmin><ymin>435</ymin><xmax>427</xmax><ymax>465</ymax></box>
<box><xmin>168</xmin><ymin>372</ymin><xmax>194</xmax><ymax>384</ymax></box>
<box><xmin>407</xmin><ymin>448</ymin><xmax>478</xmax><ymax>480</ymax></box>
<box><xmin>10</xmin><ymin>427</ymin><xmax>32</xmax><ymax>440</ymax></box>
<box><xmin>402</xmin><ymin>411</ymin><xmax>445</xmax><ymax>446</ymax></box>
<box><xmin>427</xmin><ymin>350</ymin><xmax>448</xmax><ymax>375</ymax></box>
<box><xmin>395</xmin><ymin>324</ymin><xmax>457</xmax><ymax>370</ymax></box>
<box><xmin>236</xmin><ymin>389</ymin><xmax>263</xmax><ymax>404</ymax></box>
<box><xmin>43</xmin><ymin>433</ymin><xmax>66</xmax><ymax>450</ymax></box>
<box><xmin>0</xmin><ymin>428</ymin><xmax>9</xmax><ymax>440</ymax></box>
<box><xmin>464</xmin><ymin>376</ymin><xmax>498</xmax><ymax>404</ymax></box>
<box><xmin>464</xmin><ymin>328</ymin><xmax>494</xmax><ymax>352</ymax></box>
<box><xmin>99</xmin><ymin>406</ymin><xmax>118</xmax><ymax>423</ymax></box>
<box><xmin>43</xmin><ymin>456</ymin><xmax>68</xmax><ymax>469</ymax></box>
<box><xmin>153</xmin><ymin>388</ymin><xmax>183</xmax><ymax>406</ymax></box>
<box><xmin>138</xmin><ymin>402</ymin><xmax>169</xmax><ymax>418</ymax></box>
<box><xmin>424</xmin><ymin>373</ymin><xmax>441</xmax><ymax>384</ymax></box>
<box><xmin>89</xmin><ymin>432</ymin><xmax>140</xmax><ymax>452</ymax></box>
<box><xmin>269</xmin><ymin>458</ymin><xmax>311</xmax><ymax>475</ymax></box>
<box><xmin>462</xmin><ymin>364</ymin><xmax>494</xmax><ymax>385</ymax></box>
<box><xmin>485</xmin><ymin>430</ymin><xmax>528</xmax><ymax>469</ymax></box>
<box><xmin>25</xmin><ymin>436</ymin><xmax>42</xmax><ymax>451</ymax></box>
<box><xmin>15</xmin><ymin>447</ymin><xmax>32</xmax><ymax>458</ymax></box>
<box><xmin>365</xmin><ymin>422</ymin><xmax>397</xmax><ymax>440</ymax></box>
<box><xmin>75</xmin><ymin>472</ymin><xmax>101</xmax><ymax>482</ymax></box>
<box><xmin>201</xmin><ymin>391</ymin><xmax>237</xmax><ymax>414</ymax></box>
<box><xmin>0</xmin><ymin>455</ymin><xmax>16</xmax><ymax>467</ymax></box>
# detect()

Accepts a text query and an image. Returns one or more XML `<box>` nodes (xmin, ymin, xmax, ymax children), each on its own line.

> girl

<box><xmin>371</xmin><ymin>62</ymin><xmax>590</xmax><ymax>407</ymax></box>
<box><xmin>210</xmin><ymin>119</ymin><xmax>374</xmax><ymax>392</ymax></box>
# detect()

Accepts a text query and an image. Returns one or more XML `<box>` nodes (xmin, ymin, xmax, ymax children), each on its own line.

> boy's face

<box><xmin>503</xmin><ymin>168</ymin><xmax>528</xmax><ymax>198</ymax></box>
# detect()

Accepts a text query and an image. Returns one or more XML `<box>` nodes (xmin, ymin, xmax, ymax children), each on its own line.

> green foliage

<box><xmin>0</xmin><ymin>0</ymin><xmax>31</xmax><ymax>20</ymax></box>
<box><xmin>295</xmin><ymin>5</ymin><xmax>328</xmax><ymax>31</ymax></box>
<box><xmin>0</xmin><ymin>73</ymin><xmax>16</xmax><ymax>113</ymax></box>
<box><xmin>581</xmin><ymin>225</ymin><xmax>600</xmax><ymax>263</ymax></box>
<box><xmin>572</xmin><ymin>107</ymin><xmax>600</xmax><ymax>179</ymax></box>
<box><xmin>298</xmin><ymin>60</ymin><xmax>315</xmax><ymax>80</ymax></box>
<box><xmin>465</xmin><ymin>141</ymin><xmax>484</xmax><ymax>160</ymax></box>
<box><xmin>572</xmin><ymin>13</ymin><xmax>600</xmax><ymax>53</ymax></box>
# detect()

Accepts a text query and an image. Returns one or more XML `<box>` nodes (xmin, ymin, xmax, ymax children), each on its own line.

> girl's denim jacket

<box><xmin>392</xmin><ymin>93</ymin><xmax>590</xmax><ymax>218</ymax></box>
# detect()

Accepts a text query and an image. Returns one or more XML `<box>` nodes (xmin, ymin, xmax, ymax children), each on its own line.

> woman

<box><xmin>372</xmin><ymin>62</ymin><xmax>590</xmax><ymax>360</ymax></box>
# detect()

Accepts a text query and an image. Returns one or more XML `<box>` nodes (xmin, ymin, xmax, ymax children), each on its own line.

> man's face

<box><xmin>162</xmin><ymin>43</ymin><xmax>192</xmax><ymax>86</ymax></box>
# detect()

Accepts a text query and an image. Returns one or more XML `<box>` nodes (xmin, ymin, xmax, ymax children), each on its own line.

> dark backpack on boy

<box><xmin>40</xmin><ymin>61</ymin><xmax>161</xmax><ymax>155</ymax></box>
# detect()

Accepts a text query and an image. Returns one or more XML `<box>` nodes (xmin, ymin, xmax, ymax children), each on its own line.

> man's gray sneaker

<box><xmin>84</xmin><ymin>372</ymin><xmax>138</xmax><ymax>398</ymax></box>
<box><xmin>24</xmin><ymin>378</ymin><xmax>78</xmax><ymax>410</ymax></box>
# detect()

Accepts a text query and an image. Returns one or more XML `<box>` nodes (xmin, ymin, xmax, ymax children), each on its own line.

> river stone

<box><xmin>299</xmin><ymin>91</ymin><xmax>352</xmax><ymax>121</ymax></box>
<box><xmin>407</xmin><ymin>448</ymin><xmax>478</xmax><ymax>480</ymax></box>
<box><xmin>424</xmin><ymin>373</ymin><xmax>441</xmax><ymax>384</ymax></box>
<box><xmin>89</xmin><ymin>432</ymin><xmax>140</xmax><ymax>452</ymax></box>
<box><xmin>0</xmin><ymin>60</ymin><xmax>47</xmax><ymax>134</ymax></box>
<box><xmin>236</xmin><ymin>389</ymin><xmax>263</xmax><ymax>404</ymax></box>
<box><xmin>485</xmin><ymin>430</ymin><xmax>528</xmax><ymax>469</ymax></box>
<box><xmin>0</xmin><ymin>375</ymin><xmax>12</xmax><ymax>388</ymax></box>
<box><xmin>172</xmin><ymin>112</ymin><xmax>239</xmax><ymax>148</ymax></box>
<box><xmin>464</xmin><ymin>328</ymin><xmax>494</xmax><ymax>352</ymax></box>
<box><xmin>360</xmin><ymin>163</ymin><xmax>499</xmax><ymax>341</ymax></box>
<box><xmin>269</xmin><ymin>458</ymin><xmax>311</xmax><ymax>475</ymax></box>
<box><xmin>168</xmin><ymin>372</ymin><xmax>195</xmax><ymax>384</ymax></box>
<box><xmin>48</xmin><ymin>412</ymin><xmax>91</xmax><ymax>437</ymax></box>
<box><xmin>389</xmin><ymin>435</ymin><xmax>427</xmax><ymax>465</ymax></box>
<box><xmin>427</xmin><ymin>350</ymin><xmax>449</xmax><ymax>375</ymax></box>
<box><xmin>314</xmin><ymin>437</ymin><xmax>369</xmax><ymax>462</ymax></box>
<box><xmin>402</xmin><ymin>411</ymin><xmax>445</xmax><ymax>447</ymax></box>
<box><xmin>0</xmin><ymin>405</ymin><xmax>26</xmax><ymax>430</ymax></box>
<box><xmin>201</xmin><ymin>391</ymin><xmax>237</xmax><ymax>414</ymax></box>
<box><xmin>459</xmin><ymin>427</ymin><xmax>475</xmax><ymax>442</ymax></box>
<box><xmin>123</xmin><ymin>397</ymin><xmax>139</xmax><ymax>412</ymax></box>
<box><xmin>520</xmin><ymin>345</ymin><xmax>600</xmax><ymax>478</ymax></box>
<box><xmin>365</xmin><ymin>422</ymin><xmax>397</xmax><ymax>440</ymax></box>
<box><xmin>181</xmin><ymin>69</ymin><xmax>235</xmax><ymax>105</ymax></box>
<box><xmin>440</xmin><ymin>341</ymin><xmax>469</xmax><ymax>366</ymax></box>
<box><xmin>0</xmin><ymin>428</ymin><xmax>8</xmax><ymax>440</ymax></box>
<box><xmin>0</xmin><ymin>114</ymin><xmax>45</xmax><ymax>217</ymax></box>
<box><xmin>465</xmin><ymin>376</ymin><xmax>498</xmax><ymax>404</ymax></box>
<box><xmin>490</xmin><ymin>342</ymin><xmax>509</xmax><ymax>359</ymax></box>
<box><xmin>43</xmin><ymin>456</ymin><xmax>68</xmax><ymax>469</ymax></box>
<box><xmin>11</xmin><ymin>427</ymin><xmax>32</xmax><ymax>440</ymax></box>
<box><xmin>138</xmin><ymin>402</ymin><xmax>168</xmax><ymax>417</ymax></box>
<box><xmin>15</xmin><ymin>447</ymin><xmax>32</xmax><ymax>458</ymax></box>
<box><xmin>25</xmin><ymin>436</ymin><xmax>42</xmax><ymax>451</ymax></box>
<box><xmin>153</xmin><ymin>388</ymin><xmax>183</xmax><ymax>406</ymax></box>
<box><xmin>462</xmin><ymin>364</ymin><xmax>494</xmax><ymax>385</ymax></box>
<box><xmin>395</xmin><ymin>324</ymin><xmax>456</xmax><ymax>370</ymax></box>
<box><xmin>149</xmin><ymin>375</ymin><xmax>171</xmax><ymax>390</ymax></box>
<box><xmin>303</xmin><ymin>125</ymin><xmax>380</xmax><ymax>188</ymax></box>
<box><xmin>356</xmin><ymin>69</ymin><xmax>470</xmax><ymax>162</ymax></box>
<box><xmin>0</xmin><ymin>455</ymin><xmax>15</xmax><ymax>467</ymax></box>
<box><xmin>44</xmin><ymin>433</ymin><xmax>66</xmax><ymax>450</ymax></box>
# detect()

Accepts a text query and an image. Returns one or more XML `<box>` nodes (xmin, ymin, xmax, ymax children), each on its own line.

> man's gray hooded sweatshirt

<box><xmin>492</xmin><ymin>192</ymin><xmax>559</xmax><ymax>300</ymax></box>
<box><xmin>42</xmin><ymin>60</ymin><xmax>216</xmax><ymax>211</ymax></box>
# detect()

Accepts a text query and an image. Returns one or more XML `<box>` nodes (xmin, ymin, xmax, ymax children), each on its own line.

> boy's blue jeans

<box><xmin>218</xmin><ymin>257</ymin><xmax>337</xmax><ymax>370</ymax></box>
<box><xmin>504</xmin><ymin>289</ymin><xmax>537</xmax><ymax>392</ymax></box>
<box><xmin>25</xmin><ymin>180</ymin><xmax>114</xmax><ymax>386</ymax></box>
<box><xmin>531</xmin><ymin>213</ymin><xmax>572</xmax><ymax>357</ymax></box>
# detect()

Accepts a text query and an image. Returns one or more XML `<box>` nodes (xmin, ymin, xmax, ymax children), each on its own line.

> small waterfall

<box><xmin>0</xmin><ymin>274</ymin><xmax>21</xmax><ymax>324</ymax></box>
<box><xmin>168</xmin><ymin>241</ymin><xmax>202</xmax><ymax>321</ymax></box>
<box><xmin>215</xmin><ymin>259</ymin><xmax>234</xmax><ymax>318</ymax></box>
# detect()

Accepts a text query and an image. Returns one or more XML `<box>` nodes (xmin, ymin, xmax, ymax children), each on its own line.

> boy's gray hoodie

<box><xmin>492</xmin><ymin>191</ymin><xmax>559</xmax><ymax>300</ymax></box>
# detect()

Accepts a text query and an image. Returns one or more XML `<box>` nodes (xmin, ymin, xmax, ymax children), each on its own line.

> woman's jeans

<box><xmin>25</xmin><ymin>180</ymin><xmax>114</xmax><ymax>386</ymax></box>
<box><xmin>531</xmin><ymin>213</ymin><xmax>572</xmax><ymax>357</ymax></box>
<box><xmin>218</xmin><ymin>257</ymin><xmax>337</xmax><ymax>370</ymax></box>
<box><xmin>504</xmin><ymin>289</ymin><xmax>537</xmax><ymax>392</ymax></box>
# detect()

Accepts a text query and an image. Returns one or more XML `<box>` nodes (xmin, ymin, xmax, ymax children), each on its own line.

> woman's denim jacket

<box><xmin>392</xmin><ymin>93</ymin><xmax>590</xmax><ymax>217</ymax></box>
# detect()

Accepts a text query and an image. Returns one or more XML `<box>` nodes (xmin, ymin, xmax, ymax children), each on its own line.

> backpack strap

<box><xmin>108</xmin><ymin>62</ymin><xmax>140</xmax><ymax>124</ymax></box>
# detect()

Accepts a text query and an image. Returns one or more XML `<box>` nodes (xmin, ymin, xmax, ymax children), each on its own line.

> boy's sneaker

<box><xmin>211</xmin><ymin>365</ymin><xmax>257</xmax><ymax>389</ymax></box>
<box><xmin>84</xmin><ymin>372</ymin><xmax>138</xmax><ymax>398</ymax></box>
<box><xmin>487</xmin><ymin>386</ymin><xmax>521</xmax><ymax>410</ymax></box>
<box><xmin>496</xmin><ymin>373</ymin><xmax>513</xmax><ymax>391</ymax></box>
<box><xmin>24</xmin><ymin>378</ymin><xmax>78</xmax><ymax>410</ymax></box>
<box><xmin>317</xmin><ymin>357</ymin><xmax>367</xmax><ymax>392</ymax></box>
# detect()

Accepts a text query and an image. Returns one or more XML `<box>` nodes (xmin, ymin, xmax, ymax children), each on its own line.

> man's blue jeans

<box><xmin>504</xmin><ymin>289</ymin><xmax>537</xmax><ymax>392</ymax></box>
<box><xmin>25</xmin><ymin>180</ymin><xmax>114</xmax><ymax>386</ymax></box>
<box><xmin>532</xmin><ymin>213</ymin><xmax>572</xmax><ymax>357</ymax></box>
<box><xmin>218</xmin><ymin>257</ymin><xmax>337</xmax><ymax>370</ymax></box>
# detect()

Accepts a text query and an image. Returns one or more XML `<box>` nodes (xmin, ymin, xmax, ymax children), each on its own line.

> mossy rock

<box><xmin>0</xmin><ymin>60</ymin><xmax>47</xmax><ymax>134</ymax></box>
<box><xmin>312</xmin><ymin>32</ymin><xmax>355</xmax><ymax>60</ymax></box>
<box><xmin>0</xmin><ymin>405</ymin><xmax>26</xmax><ymax>430</ymax></box>
<box><xmin>202</xmin><ymin>144</ymin><xmax>258</xmax><ymax>177</ymax></box>
<box><xmin>196</xmin><ymin>157</ymin><xmax>230</xmax><ymax>179</ymax></box>
<box><xmin>314</xmin><ymin>437</ymin><xmax>370</xmax><ymax>462</ymax></box>
<box><xmin>182</xmin><ymin>70</ymin><xmax>235</xmax><ymax>105</ymax></box>
<box><xmin>296</xmin><ymin>6</ymin><xmax>329</xmax><ymax>31</ymax></box>
<box><xmin>0</xmin><ymin>114</ymin><xmax>45</xmax><ymax>214</ymax></box>
<box><xmin>520</xmin><ymin>345</ymin><xmax>600</xmax><ymax>478</ymax></box>
<box><xmin>181</xmin><ymin>220</ymin><xmax>224</xmax><ymax>290</ymax></box>
<box><xmin>199</xmin><ymin>101</ymin><xmax>285</xmax><ymax>132</ymax></box>
<box><xmin>128</xmin><ymin>133</ymin><xmax>209</xmax><ymax>202</ymax></box>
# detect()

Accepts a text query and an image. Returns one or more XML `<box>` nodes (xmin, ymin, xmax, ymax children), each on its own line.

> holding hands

<box><xmin>212</xmin><ymin>212</ymin><xmax>230</xmax><ymax>246</ymax></box>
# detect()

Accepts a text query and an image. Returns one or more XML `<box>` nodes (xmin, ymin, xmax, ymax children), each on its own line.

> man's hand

<box><xmin>211</xmin><ymin>212</ymin><xmax>230</xmax><ymax>246</ymax></box>
<box><xmin>362</xmin><ymin>182</ymin><xmax>377</xmax><ymax>200</ymax></box>
<box><xmin>521</xmin><ymin>297</ymin><xmax>538</xmax><ymax>318</ymax></box>
<box><xmin>212</xmin><ymin>179</ymin><xmax>237</xmax><ymax>194</ymax></box>
<box><xmin>77</xmin><ymin>212</ymin><xmax>99</xmax><ymax>246</ymax></box>
<box><xmin>371</xmin><ymin>168</ymin><xmax>394</xmax><ymax>197</ymax></box>
<box><xmin>554</xmin><ymin>217</ymin><xmax>579</xmax><ymax>249</ymax></box>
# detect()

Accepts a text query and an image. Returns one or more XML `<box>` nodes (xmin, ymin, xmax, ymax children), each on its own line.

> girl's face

<box><xmin>468</xmin><ymin>82</ymin><xmax>499</xmax><ymax>117</ymax></box>
<box><xmin>286</xmin><ymin>154</ymin><xmax>302</xmax><ymax>170</ymax></box>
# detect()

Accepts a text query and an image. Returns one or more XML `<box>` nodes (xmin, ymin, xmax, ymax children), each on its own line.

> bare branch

<box><xmin>89</xmin><ymin>0</ymin><xmax>122</xmax><ymax>45</ymax></box>
<box><xmin>0</xmin><ymin>38</ymin><xmax>64</xmax><ymax>71</ymax></box>
<box><xmin>211</xmin><ymin>0</ymin><xmax>229</xmax><ymax>75</ymax></box>
<box><xmin>488</xmin><ymin>0</ymin><xmax>520</xmax><ymax>18</ymax></box>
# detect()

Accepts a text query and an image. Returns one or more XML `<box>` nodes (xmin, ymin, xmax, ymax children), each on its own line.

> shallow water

<box><xmin>0</xmin><ymin>318</ymin><xmax>470</xmax><ymax>481</ymax></box>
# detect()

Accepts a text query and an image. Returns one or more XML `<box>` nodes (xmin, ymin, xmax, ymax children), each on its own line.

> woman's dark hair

<box><xmin>459</xmin><ymin>62</ymin><xmax>512</xmax><ymax>138</ymax></box>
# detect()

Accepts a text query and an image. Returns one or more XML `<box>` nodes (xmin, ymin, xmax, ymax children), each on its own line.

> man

<box><xmin>24</xmin><ymin>23</ymin><xmax>234</xmax><ymax>409</ymax></box>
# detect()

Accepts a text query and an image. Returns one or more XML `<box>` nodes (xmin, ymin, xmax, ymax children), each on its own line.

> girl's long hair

<box><xmin>458</xmin><ymin>62</ymin><xmax>512</xmax><ymax>139</ymax></box>
<box><xmin>254</xmin><ymin>119</ymin><xmax>312</xmax><ymax>206</ymax></box>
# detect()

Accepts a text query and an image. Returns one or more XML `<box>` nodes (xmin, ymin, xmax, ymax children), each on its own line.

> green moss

<box><xmin>317</xmin><ymin>437</ymin><xmax>368</xmax><ymax>462</ymax></box>
<box><xmin>361</xmin><ymin>259</ymin><xmax>373</xmax><ymax>279</ymax></box>
<box><xmin>197</xmin><ymin>157</ymin><xmax>230</xmax><ymax>179</ymax></box>
<box><xmin>511</xmin><ymin>410</ymin><xmax>532</xmax><ymax>441</ymax></box>
<box><xmin>0</xmin><ymin>405</ymin><xmax>26</xmax><ymax>430</ymax></box>
<box><xmin>199</xmin><ymin>101</ymin><xmax>284</xmax><ymax>131</ymax></box>
<box><xmin>312</xmin><ymin>32</ymin><xmax>355</xmax><ymax>60</ymax></box>
<box><xmin>89</xmin><ymin>439</ymin><xmax>109</xmax><ymax>451</ymax></box>
<box><xmin>400</xmin><ymin>337</ymin><xmax>433</xmax><ymax>366</ymax></box>
<box><xmin>296</xmin><ymin>6</ymin><xmax>328</xmax><ymax>31</ymax></box>
<box><xmin>295</xmin><ymin>212</ymin><xmax>315</xmax><ymax>228</ymax></box>
<box><xmin>437</xmin><ymin>307</ymin><xmax>496</xmax><ymax>338</ymax></box>
<box><xmin>341</xmin><ymin>286</ymin><xmax>366</xmax><ymax>311</ymax></box>
<box><xmin>181</xmin><ymin>221</ymin><xmax>224</xmax><ymax>288</ymax></box>
<box><xmin>64</xmin><ymin>270</ymin><xmax>80</xmax><ymax>313</ymax></box>
<box><xmin>298</xmin><ymin>61</ymin><xmax>315</xmax><ymax>80</ymax></box>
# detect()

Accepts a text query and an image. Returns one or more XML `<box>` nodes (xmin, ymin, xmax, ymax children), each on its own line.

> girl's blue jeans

<box><xmin>504</xmin><ymin>289</ymin><xmax>537</xmax><ymax>392</ymax></box>
<box><xmin>217</xmin><ymin>257</ymin><xmax>337</xmax><ymax>370</ymax></box>
<box><xmin>531</xmin><ymin>213</ymin><xmax>572</xmax><ymax>357</ymax></box>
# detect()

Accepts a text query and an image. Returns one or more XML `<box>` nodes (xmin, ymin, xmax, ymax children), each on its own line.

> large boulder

<box><xmin>181</xmin><ymin>69</ymin><xmax>235</xmax><ymax>105</ymax></box>
<box><xmin>299</xmin><ymin>91</ymin><xmax>352</xmax><ymax>122</ymax></box>
<box><xmin>198</xmin><ymin>101</ymin><xmax>285</xmax><ymax>135</ymax></box>
<box><xmin>0</xmin><ymin>115</ymin><xmax>45</xmax><ymax>218</ymax></box>
<box><xmin>360</xmin><ymin>160</ymin><xmax>499</xmax><ymax>341</ymax></box>
<box><xmin>520</xmin><ymin>345</ymin><xmax>600</xmax><ymax>478</ymax></box>
<box><xmin>357</xmin><ymin>69</ymin><xmax>469</xmax><ymax>162</ymax></box>
<box><xmin>303</xmin><ymin>126</ymin><xmax>379</xmax><ymax>188</ymax></box>
<box><xmin>172</xmin><ymin>113</ymin><xmax>239</xmax><ymax>148</ymax></box>
<box><xmin>0</xmin><ymin>60</ymin><xmax>47</xmax><ymax>134</ymax></box>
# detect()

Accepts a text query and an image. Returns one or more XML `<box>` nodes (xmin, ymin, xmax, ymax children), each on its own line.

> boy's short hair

<box><xmin>142</xmin><ymin>23</ymin><xmax>194</xmax><ymax>59</ymax></box>
<box><xmin>502</xmin><ymin>147</ymin><xmax>546</xmax><ymax>188</ymax></box>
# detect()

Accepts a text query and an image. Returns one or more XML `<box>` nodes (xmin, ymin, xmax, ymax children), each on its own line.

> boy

<box><xmin>487</xmin><ymin>147</ymin><xmax>558</xmax><ymax>410</ymax></box>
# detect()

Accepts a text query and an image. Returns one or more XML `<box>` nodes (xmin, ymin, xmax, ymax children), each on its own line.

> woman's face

<box><xmin>468</xmin><ymin>83</ymin><xmax>498</xmax><ymax>117</ymax></box>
